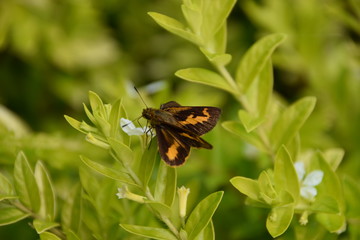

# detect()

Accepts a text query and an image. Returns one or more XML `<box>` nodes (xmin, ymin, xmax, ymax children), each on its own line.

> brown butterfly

<box><xmin>142</xmin><ymin>101</ymin><xmax>221</xmax><ymax>167</ymax></box>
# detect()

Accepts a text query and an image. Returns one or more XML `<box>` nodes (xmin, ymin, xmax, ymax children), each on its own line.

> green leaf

<box><xmin>88</xmin><ymin>91</ymin><xmax>107</xmax><ymax>119</ymax></box>
<box><xmin>0</xmin><ymin>173</ymin><xmax>16</xmax><ymax>201</ymax></box>
<box><xmin>258</xmin><ymin>171</ymin><xmax>277</xmax><ymax>205</ymax></box>
<box><xmin>61</xmin><ymin>184</ymin><xmax>81</xmax><ymax>231</ymax></box>
<box><xmin>316</xmin><ymin>213</ymin><xmax>346</xmax><ymax>233</ymax></box>
<box><xmin>239</xmin><ymin>59</ymin><xmax>273</xmax><ymax>132</ymax></box>
<box><xmin>120</xmin><ymin>224</ymin><xmax>177</xmax><ymax>240</ymax></box>
<box><xmin>93</xmin><ymin>111</ymin><xmax>111</xmax><ymax>137</ymax></box>
<box><xmin>222</xmin><ymin>121</ymin><xmax>267</xmax><ymax>153</ymax></box>
<box><xmin>65</xmin><ymin>230</ymin><xmax>81</xmax><ymax>240</ymax></box>
<box><xmin>199</xmin><ymin>0</ymin><xmax>236</xmax><ymax>44</ymax></box>
<box><xmin>34</xmin><ymin>161</ymin><xmax>56</xmax><ymax>221</ymax></box>
<box><xmin>266</xmin><ymin>204</ymin><xmax>294</xmax><ymax>238</ymax></box>
<box><xmin>108</xmin><ymin>138</ymin><xmax>134</xmax><ymax>165</ymax></box>
<box><xmin>80</xmin><ymin>156</ymin><xmax>138</xmax><ymax>187</ymax></box>
<box><xmin>0</xmin><ymin>205</ymin><xmax>30</xmax><ymax>226</ymax></box>
<box><xmin>315</xmin><ymin>153</ymin><xmax>346</xmax><ymax>232</ymax></box>
<box><xmin>185</xmin><ymin>191</ymin><xmax>223</xmax><ymax>240</ymax></box>
<box><xmin>230</xmin><ymin>176</ymin><xmax>260</xmax><ymax>201</ymax></box>
<box><xmin>238</xmin><ymin>110</ymin><xmax>265</xmax><ymax>133</ymax></box>
<box><xmin>322</xmin><ymin>148</ymin><xmax>344</xmax><ymax>171</ymax></box>
<box><xmin>13</xmin><ymin>152</ymin><xmax>40</xmax><ymax>213</ymax></box>
<box><xmin>315</xmin><ymin>152</ymin><xmax>345</xmax><ymax>213</ymax></box>
<box><xmin>194</xmin><ymin>220</ymin><xmax>214</xmax><ymax>240</ymax></box>
<box><xmin>83</xmin><ymin>103</ymin><xmax>96</xmax><ymax>125</ymax></box>
<box><xmin>175</xmin><ymin>68</ymin><xmax>236</xmax><ymax>94</ymax></box>
<box><xmin>40</xmin><ymin>231</ymin><xmax>62</xmax><ymax>240</ymax></box>
<box><xmin>138</xmin><ymin>140</ymin><xmax>158</xmax><ymax>187</ymax></box>
<box><xmin>109</xmin><ymin>98</ymin><xmax>121</xmax><ymax>138</ymax></box>
<box><xmin>154</xmin><ymin>161</ymin><xmax>177</xmax><ymax>207</ymax></box>
<box><xmin>274</xmin><ymin>146</ymin><xmax>299</xmax><ymax>202</ymax></box>
<box><xmin>145</xmin><ymin>200</ymin><xmax>172</xmax><ymax>217</ymax></box>
<box><xmin>310</xmin><ymin>196</ymin><xmax>339</xmax><ymax>214</ymax></box>
<box><xmin>343</xmin><ymin>176</ymin><xmax>360</xmax><ymax>218</ymax></box>
<box><xmin>33</xmin><ymin>219</ymin><xmax>60</xmax><ymax>234</ymax></box>
<box><xmin>148</xmin><ymin>12</ymin><xmax>199</xmax><ymax>44</ymax></box>
<box><xmin>236</xmin><ymin>33</ymin><xmax>286</xmax><ymax>92</ymax></box>
<box><xmin>64</xmin><ymin>115</ymin><xmax>86</xmax><ymax>134</ymax></box>
<box><xmin>270</xmin><ymin>97</ymin><xmax>316</xmax><ymax>151</ymax></box>
<box><xmin>200</xmin><ymin>48</ymin><xmax>232</xmax><ymax>66</ymax></box>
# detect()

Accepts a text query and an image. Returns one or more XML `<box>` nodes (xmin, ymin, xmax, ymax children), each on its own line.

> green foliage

<box><xmin>1</xmin><ymin>0</ymin><xmax>360</xmax><ymax>239</ymax></box>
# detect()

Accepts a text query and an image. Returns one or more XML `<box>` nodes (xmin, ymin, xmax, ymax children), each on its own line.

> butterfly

<box><xmin>142</xmin><ymin>101</ymin><xmax>221</xmax><ymax>167</ymax></box>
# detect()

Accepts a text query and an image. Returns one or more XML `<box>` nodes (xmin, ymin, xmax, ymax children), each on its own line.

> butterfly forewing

<box><xmin>142</xmin><ymin>101</ymin><xmax>221</xmax><ymax>167</ymax></box>
<box><xmin>161</xmin><ymin>103</ymin><xmax>221</xmax><ymax>136</ymax></box>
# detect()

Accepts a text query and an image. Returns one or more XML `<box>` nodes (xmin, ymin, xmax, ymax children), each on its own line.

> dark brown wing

<box><xmin>160</xmin><ymin>101</ymin><xmax>181</xmax><ymax>109</ymax></box>
<box><xmin>161</xmin><ymin>104</ymin><xmax>221</xmax><ymax>136</ymax></box>
<box><xmin>155</xmin><ymin>125</ymin><xmax>212</xmax><ymax>167</ymax></box>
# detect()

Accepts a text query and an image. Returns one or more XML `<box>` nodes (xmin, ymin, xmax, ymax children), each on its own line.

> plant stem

<box><xmin>123</xmin><ymin>162</ymin><xmax>180</xmax><ymax>239</ymax></box>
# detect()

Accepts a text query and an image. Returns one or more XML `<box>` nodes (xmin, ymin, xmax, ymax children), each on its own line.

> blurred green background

<box><xmin>0</xmin><ymin>0</ymin><xmax>359</xmax><ymax>239</ymax></box>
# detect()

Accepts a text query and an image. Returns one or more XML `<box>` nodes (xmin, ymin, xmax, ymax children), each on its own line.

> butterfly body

<box><xmin>142</xmin><ymin>101</ymin><xmax>221</xmax><ymax>167</ymax></box>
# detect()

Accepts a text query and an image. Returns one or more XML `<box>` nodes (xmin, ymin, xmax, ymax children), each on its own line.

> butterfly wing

<box><xmin>155</xmin><ymin>125</ymin><xmax>212</xmax><ymax>166</ymax></box>
<box><xmin>161</xmin><ymin>102</ymin><xmax>221</xmax><ymax>136</ymax></box>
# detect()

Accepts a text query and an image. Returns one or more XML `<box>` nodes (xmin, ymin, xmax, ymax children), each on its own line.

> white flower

<box><xmin>120</xmin><ymin>118</ymin><xmax>148</xmax><ymax>136</ymax></box>
<box><xmin>294</xmin><ymin>162</ymin><xmax>324</xmax><ymax>201</ymax></box>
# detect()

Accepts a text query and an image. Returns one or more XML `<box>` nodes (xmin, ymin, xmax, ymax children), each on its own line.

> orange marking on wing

<box><xmin>166</xmin><ymin>141</ymin><xmax>180</xmax><ymax>161</ymax></box>
<box><xmin>179</xmin><ymin>108</ymin><xmax>210</xmax><ymax>125</ymax></box>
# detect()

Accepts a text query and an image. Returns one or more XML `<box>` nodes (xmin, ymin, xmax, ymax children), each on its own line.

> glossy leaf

<box><xmin>138</xmin><ymin>140</ymin><xmax>158</xmax><ymax>187</ymax></box>
<box><xmin>343</xmin><ymin>176</ymin><xmax>360</xmax><ymax>218</ymax></box>
<box><xmin>175</xmin><ymin>68</ymin><xmax>236</xmax><ymax>94</ymax></box>
<box><xmin>34</xmin><ymin>161</ymin><xmax>56</xmax><ymax>221</ymax></box>
<box><xmin>83</xmin><ymin>103</ymin><xmax>97</xmax><ymax>125</ymax></box>
<box><xmin>316</xmin><ymin>213</ymin><xmax>346</xmax><ymax>233</ymax></box>
<box><xmin>148</xmin><ymin>12</ymin><xmax>198</xmax><ymax>44</ymax></box>
<box><xmin>108</xmin><ymin>138</ymin><xmax>134</xmax><ymax>164</ymax></box>
<box><xmin>13</xmin><ymin>152</ymin><xmax>40</xmax><ymax>213</ymax></box>
<box><xmin>200</xmin><ymin>48</ymin><xmax>232</xmax><ymax>66</ymax></box>
<box><xmin>0</xmin><ymin>173</ymin><xmax>16</xmax><ymax>201</ymax></box>
<box><xmin>266</xmin><ymin>204</ymin><xmax>294</xmax><ymax>238</ymax></box>
<box><xmin>88</xmin><ymin>91</ymin><xmax>106</xmax><ymax>119</ymax></box>
<box><xmin>64</xmin><ymin>115</ymin><xmax>86</xmax><ymax>134</ymax></box>
<box><xmin>315</xmin><ymin>153</ymin><xmax>346</xmax><ymax>232</ymax></box>
<box><xmin>258</xmin><ymin>171</ymin><xmax>277</xmax><ymax>205</ymax></box>
<box><xmin>65</xmin><ymin>230</ymin><xmax>81</xmax><ymax>240</ymax></box>
<box><xmin>0</xmin><ymin>205</ymin><xmax>30</xmax><ymax>226</ymax></box>
<box><xmin>33</xmin><ymin>219</ymin><xmax>59</xmax><ymax>234</ymax></box>
<box><xmin>145</xmin><ymin>200</ymin><xmax>172</xmax><ymax>218</ymax></box>
<box><xmin>322</xmin><ymin>148</ymin><xmax>344</xmax><ymax>171</ymax></box>
<box><xmin>120</xmin><ymin>224</ymin><xmax>177</xmax><ymax>240</ymax></box>
<box><xmin>270</xmin><ymin>97</ymin><xmax>316</xmax><ymax>151</ymax></box>
<box><xmin>239</xmin><ymin>59</ymin><xmax>273</xmax><ymax>132</ymax></box>
<box><xmin>198</xmin><ymin>0</ymin><xmax>236</xmax><ymax>45</ymax></box>
<box><xmin>109</xmin><ymin>99</ymin><xmax>121</xmax><ymax>138</ymax></box>
<box><xmin>236</xmin><ymin>33</ymin><xmax>286</xmax><ymax>92</ymax></box>
<box><xmin>61</xmin><ymin>184</ymin><xmax>81</xmax><ymax>231</ymax></box>
<box><xmin>40</xmin><ymin>232</ymin><xmax>62</xmax><ymax>240</ymax></box>
<box><xmin>194</xmin><ymin>220</ymin><xmax>214</xmax><ymax>240</ymax></box>
<box><xmin>154</xmin><ymin>161</ymin><xmax>177</xmax><ymax>207</ymax></box>
<box><xmin>185</xmin><ymin>191</ymin><xmax>223</xmax><ymax>240</ymax></box>
<box><xmin>80</xmin><ymin>156</ymin><xmax>137</xmax><ymax>187</ymax></box>
<box><xmin>274</xmin><ymin>146</ymin><xmax>299</xmax><ymax>201</ymax></box>
<box><xmin>230</xmin><ymin>176</ymin><xmax>260</xmax><ymax>201</ymax></box>
<box><xmin>222</xmin><ymin>121</ymin><xmax>267</xmax><ymax>153</ymax></box>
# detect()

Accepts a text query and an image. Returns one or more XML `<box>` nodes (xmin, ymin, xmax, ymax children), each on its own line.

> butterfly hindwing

<box><xmin>161</xmin><ymin>102</ymin><xmax>221</xmax><ymax>136</ymax></box>
<box><xmin>155</xmin><ymin>126</ymin><xmax>190</xmax><ymax>166</ymax></box>
<box><xmin>155</xmin><ymin>124</ymin><xmax>212</xmax><ymax>166</ymax></box>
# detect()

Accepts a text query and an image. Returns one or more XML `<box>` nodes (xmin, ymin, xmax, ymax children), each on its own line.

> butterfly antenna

<box><xmin>134</xmin><ymin>86</ymin><xmax>148</xmax><ymax>108</ymax></box>
<box><xmin>121</xmin><ymin>116</ymin><xmax>142</xmax><ymax>128</ymax></box>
